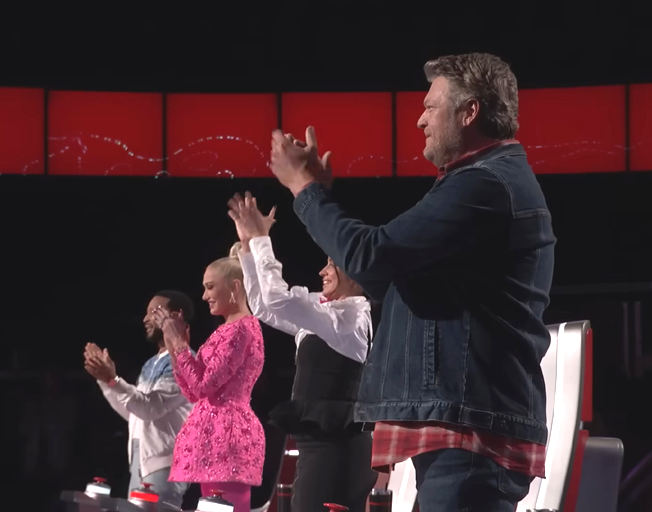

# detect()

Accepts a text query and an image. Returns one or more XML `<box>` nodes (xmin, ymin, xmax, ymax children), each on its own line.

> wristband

<box><xmin>107</xmin><ymin>376</ymin><xmax>121</xmax><ymax>388</ymax></box>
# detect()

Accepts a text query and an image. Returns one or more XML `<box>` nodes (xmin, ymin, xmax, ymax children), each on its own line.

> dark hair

<box><xmin>154</xmin><ymin>290</ymin><xmax>195</xmax><ymax>322</ymax></box>
<box><xmin>424</xmin><ymin>53</ymin><xmax>519</xmax><ymax>140</ymax></box>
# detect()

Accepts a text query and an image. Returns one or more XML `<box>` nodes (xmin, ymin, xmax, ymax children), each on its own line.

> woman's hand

<box><xmin>228</xmin><ymin>199</ymin><xmax>254</xmax><ymax>251</ymax></box>
<box><xmin>227</xmin><ymin>192</ymin><xmax>276</xmax><ymax>240</ymax></box>
<box><xmin>151</xmin><ymin>306</ymin><xmax>190</xmax><ymax>356</ymax></box>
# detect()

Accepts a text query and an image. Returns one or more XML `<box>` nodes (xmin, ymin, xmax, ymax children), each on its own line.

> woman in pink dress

<box><xmin>152</xmin><ymin>245</ymin><xmax>265</xmax><ymax>512</ymax></box>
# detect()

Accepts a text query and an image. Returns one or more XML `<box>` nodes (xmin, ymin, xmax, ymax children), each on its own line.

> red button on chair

<box><xmin>324</xmin><ymin>503</ymin><xmax>349</xmax><ymax>511</ymax></box>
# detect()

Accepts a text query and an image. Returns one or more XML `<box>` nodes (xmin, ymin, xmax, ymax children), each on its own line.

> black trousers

<box><xmin>292</xmin><ymin>430</ymin><xmax>377</xmax><ymax>512</ymax></box>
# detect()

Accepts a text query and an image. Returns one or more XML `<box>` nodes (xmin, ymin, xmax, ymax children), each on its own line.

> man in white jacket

<box><xmin>84</xmin><ymin>290</ymin><xmax>194</xmax><ymax>508</ymax></box>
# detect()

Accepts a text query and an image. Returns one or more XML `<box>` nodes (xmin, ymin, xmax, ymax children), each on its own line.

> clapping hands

<box><xmin>227</xmin><ymin>192</ymin><xmax>277</xmax><ymax>246</ymax></box>
<box><xmin>227</xmin><ymin>127</ymin><xmax>332</xmax><ymax>246</ymax></box>
<box><xmin>84</xmin><ymin>342</ymin><xmax>117</xmax><ymax>383</ymax></box>
<box><xmin>151</xmin><ymin>305</ymin><xmax>190</xmax><ymax>357</ymax></box>
<box><xmin>269</xmin><ymin>127</ymin><xmax>333</xmax><ymax>195</ymax></box>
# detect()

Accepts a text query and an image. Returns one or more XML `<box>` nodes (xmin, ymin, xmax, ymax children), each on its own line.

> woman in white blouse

<box><xmin>228</xmin><ymin>193</ymin><xmax>377</xmax><ymax>512</ymax></box>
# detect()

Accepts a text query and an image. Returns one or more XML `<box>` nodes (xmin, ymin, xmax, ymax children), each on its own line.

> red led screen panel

<box><xmin>281</xmin><ymin>93</ymin><xmax>392</xmax><ymax>177</ymax></box>
<box><xmin>518</xmin><ymin>86</ymin><xmax>626</xmax><ymax>174</ymax></box>
<box><xmin>0</xmin><ymin>87</ymin><xmax>44</xmax><ymax>174</ymax></box>
<box><xmin>629</xmin><ymin>84</ymin><xmax>652</xmax><ymax>171</ymax></box>
<box><xmin>167</xmin><ymin>93</ymin><xmax>277</xmax><ymax>178</ymax></box>
<box><xmin>396</xmin><ymin>91</ymin><xmax>436</xmax><ymax>176</ymax></box>
<box><xmin>48</xmin><ymin>91</ymin><xmax>163</xmax><ymax>176</ymax></box>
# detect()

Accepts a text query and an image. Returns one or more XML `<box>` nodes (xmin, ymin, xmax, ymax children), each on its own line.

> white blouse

<box><xmin>238</xmin><ymin>236</ymin><xmax>372</xmax><ymax>364</ymax></box>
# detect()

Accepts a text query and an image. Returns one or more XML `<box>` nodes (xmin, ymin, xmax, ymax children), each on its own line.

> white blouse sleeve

<box><xmin>250</xmin><ymin>236</ymin><xmax>370</xmax><ymax>363</ymax></box>
<box><xmin>238</xmin><ymin>249</ymin><xmax>300</xmax><ymax>337</ymax></box>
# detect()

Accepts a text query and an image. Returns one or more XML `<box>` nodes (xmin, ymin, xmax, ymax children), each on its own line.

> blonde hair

<box><xmin>207</xmin><ymin>242</ymin><xmax>243</xmax><ymax>282</ymax></box>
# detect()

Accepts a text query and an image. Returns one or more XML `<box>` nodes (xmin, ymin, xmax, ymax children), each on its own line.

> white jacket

<box><xmin>98</xmin><ymin>351</ymin><xmax>193</xmax><ymax>477</ymax></box>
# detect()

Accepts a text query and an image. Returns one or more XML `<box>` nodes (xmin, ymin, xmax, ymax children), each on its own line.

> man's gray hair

<box><xmin>424</xmin><ymin>53</ymin><xmax>519</xmax><ymax>140</ymax></box>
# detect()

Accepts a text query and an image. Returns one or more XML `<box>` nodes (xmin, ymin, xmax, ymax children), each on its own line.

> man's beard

<box><xmin>425</xmin><ymin>133</ymin><xmax>463</xmax><ymax>168</ymax></box>
<box><xmin>146</xmin><ymin>328</ymin><xmax>164</xmax><ymax>345</ymax></box>
<box><xmin>424</xmin><ymin>118</ymin><xmax>464</xmax><ymax>168</ymax></box>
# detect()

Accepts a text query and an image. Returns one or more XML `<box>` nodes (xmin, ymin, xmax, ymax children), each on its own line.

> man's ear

<box><xmin>461</xmin><ymin>98</ymin><xmax>480</xmax><ymax>127</ymax></box>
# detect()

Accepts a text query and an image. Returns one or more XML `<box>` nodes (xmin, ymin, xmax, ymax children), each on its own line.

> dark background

<box><xmin>1</xmin><ymin>2</ymin><xmax>650</xmax><ymax>510</ymax></box>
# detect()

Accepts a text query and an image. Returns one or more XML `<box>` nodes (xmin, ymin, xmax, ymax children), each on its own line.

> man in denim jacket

<box><xmin>269</xmin><ymin>53</ymin><xmax>556</xmax><ymax>511</ymax></box>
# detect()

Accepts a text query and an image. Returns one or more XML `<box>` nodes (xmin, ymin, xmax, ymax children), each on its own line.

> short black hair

<box><xmin>153</xmin><ymin>290</ymin><xmax>195</xmax><ymax>323</ymax></box>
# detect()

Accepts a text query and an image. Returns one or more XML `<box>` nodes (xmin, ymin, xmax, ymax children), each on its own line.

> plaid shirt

<box><xmin>371</xmin><ymin>421</ymin><xmax>546</xmax><ymax>478</ymax></box>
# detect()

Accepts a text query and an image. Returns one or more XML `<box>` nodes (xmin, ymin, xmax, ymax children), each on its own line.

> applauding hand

<box><xmin>227</xmin><ymin>192</ymin><xmax>277</xmax><ymax>244</ymax></box>
<box><xmin>269</xmin><ymin>127</ymin><xmax>332</xmax><ymax>196</ymax></box>
<box><xmin>84</xmin><ymin>342</ymin><xmax>117</xmax><ymax>383</ymax></box>
<box><xmin>151</xmin><ymin>306</ymin><xmax>190</xmax><ymax>358</ymax></box>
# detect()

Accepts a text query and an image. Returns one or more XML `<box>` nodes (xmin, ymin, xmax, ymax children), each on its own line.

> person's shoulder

<box><xmin>223</xmin><ymin>315</ymin><xmax>263</xmax><ymax>336</ymax></box>
<box><xmin>308</xmin><ymin>291</ymin><xmax>322</xmax><ymax>302</ymax></box>
<box><xmin>157</xmin><ymin>356</ymin><xmax>175</xmax><ymax>375</ymax></box>
<box><xmin>240</xmin><ymin>314</ymin><xmax>261</xmax><ymax>327</ymax></box>
<box><xmin>447</xmin><ymin>164</ymin><xmax>504</xmax><ymax>181</ymax></box>
<box><xmin>331</xmin><ymin>295</ymin><xmax>370</xmax><ymax>311</ymax></box>
<box><xmin>243</xmin><ymin>315</ymin><xmax>264</xmax><ymax>336</ymax></box>
<box><xmin>223</xmin><ymin>316</ymin><xmax>264</xmax><ymax>352</ymax></box>
<box><xmin>439</xmin><ymin>165</ymin><xmax>511</xmax><ymax>200</ymax></box>
<box><xmin>156</xmin><ymin>351</ymin><xmax>187</xmax><ymax>370</ymax></box>
<box><xmin>142</xmin><ymin>352</ymin><xmax>162</xmax><ymax>368</ymax></box>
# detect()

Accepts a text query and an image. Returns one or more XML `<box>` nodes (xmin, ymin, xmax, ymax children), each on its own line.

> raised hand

<box><xmin>285</xmin><ymin>132</ymin><xmax>332</xmax><ymax>189</ymax></box>
<box><xmin>227</xmin><ymin>192</ymin><xmax>277</xmax><ymax>241</ymax></box>
<box><xmin>270</xmin><ymin>126</ymin><xmax>332</xmax><ymax>196</ymax></box>
<box><xmin>151</xmin><ymin>305</ymin><xmax>189</xmax><ymax>356</ymax></box>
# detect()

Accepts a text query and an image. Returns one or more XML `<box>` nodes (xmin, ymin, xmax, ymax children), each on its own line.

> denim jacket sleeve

<box><xmin>293</xmin><ymin>167</ymin><xmax>511</xmax><ymax>289</ymax></box>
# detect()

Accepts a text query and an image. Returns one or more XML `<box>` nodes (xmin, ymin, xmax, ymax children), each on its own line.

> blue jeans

<box><xmin>129</xmin><ymin>440</ymin><xmax>188</xmax><ymax>508</ymax></box>
<box><xmin>412</xmin><ymin>449</ymin><xmax>532</xmax><ymax>512</ymax></box>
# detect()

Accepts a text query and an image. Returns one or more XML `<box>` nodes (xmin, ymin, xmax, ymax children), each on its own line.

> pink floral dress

<box><xmin>168</xmin><ymin>315</ymin><xmax>265</xmax><ymax>485</ymax></box>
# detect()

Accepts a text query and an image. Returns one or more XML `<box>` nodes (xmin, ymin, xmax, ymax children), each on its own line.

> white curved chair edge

<box><xmin>386</xmin><ymin>458</ymin><xmax>418</xmax><ymax>512</ymax></box>
<box><xmin>516</xmin><ymin>321</ymin><xmax>561</xmax><ymax>511</ymax></box>
<box><xmin>251</xmin><ymin>501</ymin><xmax>271</xmax><ymax>512</ymax></box>
<box><xmin>517</xmin><ymin>320</ymin><xmax>589</xmax><ymax>512</ymax></box>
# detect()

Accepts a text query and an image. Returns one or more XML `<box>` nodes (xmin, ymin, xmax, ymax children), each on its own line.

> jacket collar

<box><xmin>438</xmin><ymin>139</ymin><xmax>523</xmax><ymax>178</ymax></box>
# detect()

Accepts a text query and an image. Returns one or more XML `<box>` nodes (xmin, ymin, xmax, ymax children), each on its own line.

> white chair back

<box><xmin>516</xmin><ymin>321</ymin><xmax>561</xmax><ymax>510</ymax></box>
<box><xmin>385</xmin><ymin>321</ymin><xmax>590</xmax><ymax>512</ymax></box>
<box><xmin>517</xmin><ymin>320</ymin><xmax>589</xmax><ymax>511</ymax></box>
<box><xmin>386</xmin><ymin>458</ymin><xmax>417</xmax><ymax>512</ymax></box>
<box><xmin>251</xmin><ymin>501</ymin><xmax>271</xmax><ymax>512</ymax></box>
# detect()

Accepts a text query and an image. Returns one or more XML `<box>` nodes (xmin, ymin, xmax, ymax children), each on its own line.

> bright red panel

<box><xmin>48</xmin><ymin>91</ymin><xmax>163</xmax><ymax>176</ymax></box>
<box><xmin>167</xmin><ymin>93</ymin><xmax>277</xmax><ymax>178</ymax></box>
<box><xmin>629</xmin><ymin>84</ymin><xmax>652</xmax><ymax>171</ymax></box>
<box><xmin>396</xmin><ymin>91</ymin><xmax>437</xmax><ymax>176</ymax></box>
<box><xmin>0</xmin><ymin>87</ymin><xmax>44</xmax><ymax>174</ymax></box>
<box><xmin>563</xmin><ymin>429</ymin><xmax>589</xmax><ymax>512</ymax></box>
<box><xmin>518</xmin><ymin>86</ymin><xmax>626</xmax><ymax>174</ymax></box>
<box><xmin>282</xmin><ymin>93</ymin><xmax>392</xmax><ymax>177</ymax></box>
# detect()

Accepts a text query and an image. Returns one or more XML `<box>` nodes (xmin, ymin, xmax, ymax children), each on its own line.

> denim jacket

<box><xmin>293</xmin><ymin>142</ymin><xmax>555</xmax><ymax>445</ymax></box>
